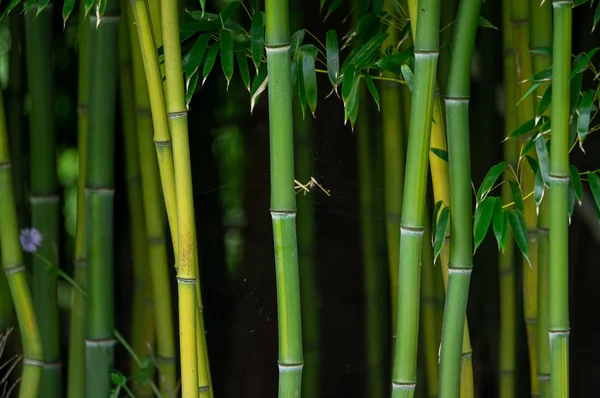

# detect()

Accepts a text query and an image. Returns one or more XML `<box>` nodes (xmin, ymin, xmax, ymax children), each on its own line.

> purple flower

<box><xmin>20</xmin><ymin>228</ymin><xmax>43</xmax><ymax>253</ymax></box>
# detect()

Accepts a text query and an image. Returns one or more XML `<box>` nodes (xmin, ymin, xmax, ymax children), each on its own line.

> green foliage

<box><xmin>432</xmin><ymin>203</ymin><xmax>449</xmax><ymax>263</ymax></box>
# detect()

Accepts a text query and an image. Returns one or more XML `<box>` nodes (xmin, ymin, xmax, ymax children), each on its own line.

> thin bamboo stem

<box><xmin>67</xmin><ymin>5</ymin><xmax>90</xmax><ymax>397</ymax></box>
<box><xmin>24</xmin><ymin>4</ymin><xmax>61</xmax><ymax>396</ymax></box>
<box><xmin>85</xmin><ymin>5</ymin><xmax>120</xmax><ymax>396</ymax></box>
<box><xmin>392</xmin><ymin>2</ymin><xmax>440</xmax><ymax>397</ymax></box>
<box><xmin>549</xmin><ymin>1</ymin><xmax>572</xmax><ymax>397</ymax></box>
<box><xmin>438</xmin><ymin>1</ymin><xmax>481</xmax><ymax>397</ymax></box>
<box><xmin>0</xmin><ymin>64</ymin><xmax>43</xmax><ymax>398</ymax></box>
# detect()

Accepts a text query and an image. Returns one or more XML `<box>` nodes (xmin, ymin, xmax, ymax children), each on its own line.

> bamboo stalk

<box><xmin>438</xmin><ymin>1</ymin><xmax>481</xmax><ymax>397</ymax></box>
<box><xmin>24</xmin><ymin>4</ymin><xmax>61</xmax><ymax>396</ymax></box>
<box><xmin>392</xmin><ymin>1</ymin><xmax>440</xmax><ymax>396</ymax></box>
<box><xmin>125</xmin><ymin>3</ymin><xmax>177</xmax><ymax>394</ymax></box>
<box><xmin>0</xmin><ymin>66</ymin><xmax>43</xmax><ymax>398</ymax></box>
<box><xmin>529</xmin><ymin>1</ymin><xmax>552</xmax><ymax>396</ymax></box>
<box><xmin>499</xmin><ymin>1</ymin><xmax>518</xmax><ymax>396</ymax></box>
<box><xmin>549</xmin><ymin>1</ymin><xmax>572</xmax><ymax>397</ymax></box>
<box><xmin>67</xmin><ymin>5</ymin><xmax>91</xmax><ymax>397</ymax></box>
<box><xmin>160</xmin><ymin>0</ymin><xmax>213</xmax><ymax>395</ymax></box>
<box><xmin>511</xmin><ymin>2</ymin><xmax>539</xmax><ymax>395</ymax></box>
<box><xmin>85</xmin><ymin>4</ymin><xmax>121</xmax><ymax>396</ymax></box>
<box><xmin>119</xmin><ymin>13</ymin><xmax>156</xmax><ymax>397</ymax></box>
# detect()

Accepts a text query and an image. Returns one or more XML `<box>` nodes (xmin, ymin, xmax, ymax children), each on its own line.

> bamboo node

<box><xmin>548</xmin><ymin>174</ymin><xmax>570</xmax><ymax>184</ymax></box>
<box><xmin>400</xmin><ymin>225</ymin><xmax>424</xmax><ymax>236</ymax></box>
<box><xmin>85</xmin><ymin>338</ymin><xmax>116</xmax><ymax>347</ymax></box>
<box><xmin>278</xmin><ymin>363</ymin><xmax>304</xmax><ymax>372</ymax></box>
<box><xmin>3</xmin><ymin>264</ymin><xmax>25</xmax><ymax>276</ymax></box>
<box><xmin>538</xmin><ymin>226</ymin><xmax>549</xmax><ymax>234</ymax></box>
<box><xmin>29</xmin><ymin>194</ymin><xmax>60</xmax><ymax>204</ymax></box>
<box><xmin>198</xmin><ymin>385</ymin><xmax>210</xmax><ymax>392</ymax></box>
<box><xmin>22</xmin><ymin>358</ymin><xmax>44</xmax><ymax>367</ymax></box>
<box><xmin>176</xmin><ymin>276</ymin><xmax>196</xmax><ymax>285</ymax></box>
<box><xmin>167</xmin><ymin>110</ymin><xmax>188</xmax><ymax>119</ymax></box>
<box><xmin>156</xmin><ymin>355</ymin><xmax>177</xmax><ymax>363</ymax></box>
<box><xmin>265</xmin><ymin>44</ymin><xmax>292</xmax><ymax>52</ymax></box>
<box><xmin>524</xmin><ymin>317</ymin><xmax>538</xmax><ymax>326</ymax></box>
<box><xmin>538</xmin><ymin>373</ymin><xmax>551</xmax><ymax>381</ymax></box>
<box><xmin>461</xmin><ymin>350</ymin><xmax>473</xmax><ymax>359</ymax></box>
<box><xmin>43</xmin><ymin>361</ymin><xmax>63</xmax><ymax>369</ymax></box>
<box><xmin>386</xmin><ymin>212</ymin><xmax>402</xmax><ymax>222</ymax></box>
<box><xmin>147</xmin><ymin>236</ymin><xmax>167</xmax><ymax>246</ymax></box>
<box><xmin>154</xmin><ymin>140</ymin><xmax>172</xmax><ymax>147</ymax></box>
<box><xmin>77</xmin><ymin>105</ymin><xmax>88</xmax><ymax>115</ymax></box>
<box><xmin>445</xmin><ymin>96</ymin><xmax>470</xmax><ymax>103</ymax></box>
<box><xmin>447</xmin><ymin>267</ymin><xmax>473</xmax><ymax>275</ymax></box>
<box><xmin>74</xmin><ymin>258</ymin><xmax>87</xmax><ymax>268</ymax></box>
<box><xmin>136</xmin><ymin>107</ymin><xmax>152</xmax><ymax>117</ymax></box>
<box><xmin>391</xmin><ymin>381</ymin><xmax>416</xmax><ymax>390</ymax></box>
<box><xmin>0</xmin><ymin>161</ymin><xmax>11</xmax><ymax>169</ymax></box>
<box><xmin>552</xmin><ymin>0</ymin><xmax>574</xmax><ymax>6</ymax></box>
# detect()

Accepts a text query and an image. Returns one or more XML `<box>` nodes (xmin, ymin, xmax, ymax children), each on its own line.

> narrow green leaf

<box><xmin>525</xmin><ymin>155</ymin><xmax>538</xmax><ymax>174</ymax></box>
<box><xmin>297</xmin><ymin>56</ymin><xmax>307</xmax><ymax>119</ymax></box>
<box><xmin>345</xmin><ymin>73</ymin><xmax>361</xmax><ymax>126</ymax></box>
<box><xmin>326</xmin><ymin>30</ymin><xmax>340</xmax><ymax>89</ymax></box>
<box><xmin>250</xmin><ymin>62</ymin><xmax>268</xmax><ymax>113</ymax></box>
<box><xmin>185</xmin><ymin>70</ymin><xmax>200</xmax><ymax>107</ymax></box>
<box><xmin>530</xmin><ymin>47</ymin><xmax>552</xmax><ymax>56</ymax></box>
<box><xmin>570</xmin><ymin>47</ymin><xmax>600</xmax><ymax>79</ymax></box>
<box><xmin>185</xmin><ymin>33</ymin><xmax>211</xmax><ymax>82</ymax></box>
<box><xmin>474</xmin><ymin>197</ymin><xmax>495</xmax><ymax>254</ymax></box>
<box><xmin>508</xmin><ymin>118</ymin><xmax>537</xmax><ymax>139</ymax></box>
<box><xmin>536</xmin><ymin>84</ymin><xmax>552</xmax><ymax>117</ymax></box>
<box><xmin>325</xmin><ymin>0</ymin><xmax>344</xmax><ymax>20</ymax></box>
<box><xmin>509</xmin><ymin>180</ymin><xmax>524</xmax><ymax>213</ymax></box>
<box><xmin>432</xmin><ymin>200</ymin><xmax>443</xmax><ymax>245</ymax></box>
<box><xmin>577</xmin><ymin>89</ymin><xmax>596</xmax><ymax>147</ymax></box>
<box><xmin>508</xmin><ymin>210</ymin><xmax>530</xmax><ymax>265</ymax></box>
<box><xmin>374</xmin><ymin>48</ymin><xmax>413</xmax><ymax>75</ymax></box>
<box><xmin>478</xmin><ymin>16</ymin><xmax>499</xmax><ymax>30</ymax></box>
<box><xmin>517</xmin><ymin>81</ymin><xmax>542</xmax><ymax>106</ymax></box>
<box><xmin>430</xmin><ymin>148</ymin><xmax>448</xmax><ymax>162</ymax></box>
<box><xmin>219</xmin><ymin>1</ymin><xmax>241</xmax><ymax>25</ymax></box>
<box><xmin>220</xmin><ymin>29</ymin><xmax>234</xmax><ymax>89</ymax></box>
<box><xmin>202</xmin><ymin>42</ymin><xmax>221</xmax><ymax>85</ymax></box>
<box><xmin>63</xmin><ymin>0</ymin><xmax>76</xmax><ymax>26</ymax></box>
<box><xmin>236</xmin><ymin>51</ymin><xmax>251</xmax><ymax>92</ymax></box>
<box><xmin>401</xmin><ymin>64</ymin><xmax>414</xmax><ymax>91</ymax></box>
<box><xmin>594</xmin><ymin>2</ymin><xmax>600</xmax><ymax>32</ymax></box>
<box><xmin>570</xmin><ymin>165</ymin><xmax>582</xmax><ymax>204</ymax></box>
<box><xmin>534</xmin><ymin>166</ymin><xmax>544</xmax><ymax>209</ymax></box>
<box><xmin>527</xmin><ymin>66</ymin><xmax>553</xmax><ymax>82</ymax></box>
<box><xmin>477</xmin><ymin>161</ymin><xmax>508</xmax><ymax>202</ymax></box>
<box><xmin>362</xmin><ymin>72</ymin><xmax>380</xmax><ymax>111</ymax></box>
<box><xmin>492</xmin><ymin>198</ymin><xmax>505</xmax><ymax>251</ymax></box>
<box><xmin>520</xmin><ymin>132</ymin><xmax>538</xmax><ymax>157</ymax></box>
<box><xmin>342</xmin><ymin>65</ymin><xmax>356</xmax><ymax>106</ymax></box>
<box><xmin>289</xmin><ymin>30</ymin><xmax>305</xmax><ymax>59</ymax></box>
<box><xmin>302</xmin><ymin>50</ymin><xmax>318</xmax><ymax>116</ymax></box>
<box><xmin>568</xmin><ymin>184</ymin><xmax>576</xmax><ymax>222</ymax></box>
<box><xmin>350</xmin><ymin>32</ymin><xmax>389</xmax><ymax>70</ymax></box>
<box><xmin>535</xmin><ymin>135</ymin><xmax>550</xmax><ymax>185</ymax></box>
<box><xmin>570</xmin><ymin>66</ymin><xmax>584</xmax><ymax>115</ymax></box>
<box><xmin>588</xmin><ymin>173</ymin><xmax>600</xmax><ymax>214</ymax></box>
<box><xmin>434</xmin><ymin>207</ymin><xmax>450</xmax><ymax>262</ymax></box>
<box><xmin>84</xmin><ymin>0</ymin><xmax>95</xmax><ymax>18</ymax></box>
<box><xmin>250</xmin><ymin>12</ymin><xmax>264</xmax><ymax>71</ymax></box>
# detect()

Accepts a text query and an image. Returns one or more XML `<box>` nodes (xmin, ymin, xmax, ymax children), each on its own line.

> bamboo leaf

<box><xmin>297</xmin><ymin>56</ymin><xmax>308</xmax><ymax>118</ymax></box>
<box><xmin>527</xmin><ymin>66</ymin><xmax>553</xmax><ymax>82</ymax></box>
<box><xmin>236</xmin><ymin>51</ymin><xmax>251</xmax><ymax>92</ymax></box>
<box><xmin>432</xmin><ymin>200</ymin><xmax>443</xmax><ymax>245</ymax></box>
<box><xmin>508</xmin><ymin>118</ymin><xmax>537</xmax><ymax>139</ymax></box>
<box><xmin>520</xmin><ymin>132</ymin><xmax>538</xmax><ymax>157</ymax></box>
<box><xmin>302</xmin><ymin>49</ymin><xmax>318</xmax><ymax>116</ymax></box>
<box><xmin>530</xmin><ymin>47</ymin><xmax>552</xmax><ymax>56</ymax></box>
<box><xmin>594</xmin><ymin>2</ymin><xmax>600</xmax><ymax>32</ymax></box>
<box><xmin>219</xmin><ymin>1</ymin><xmax>241</xmax><ymax>25</ymax></box>
<box><xmin>250</xmin><ymin>62</ymin><xmax>268</xmax><ymax>113</ymax></box>
<box><xmin>362</xmin><ymin>72</ymin><xmax>380</xmax><ymax>111</ymax></box>
<box><xmin>1</xmin><ymin>0</ymin><xmax>22</xmax><ymax>20</ymax></box>
<box><xmin>202</xmin><ymin>42</ymin><xmax>221</xmax><ymax>85</ymax></box>
<box><xmin>345</xmin><ymin>73</ymin><xmax>361</xmax><ymax>126</ymax></box>
<box><xmin>289</xmin><ymin>30</ymin><xmax>305</xmax><ymax>59</ymax></box>
<box><xmin>568</xmin><ymin>183</ymin><xmax>576</xmax><ymax>223</ymax></box>
<box><xmin>517</xmin><ymin>81</ymin><xmax>542</xmax><ymax>106</ymax></box>
<box><xmin>536</xmin><ymin>83</ymin><xmax>552</xmax><ymax>117</ymax></box>
<box><xmin>185</xmin><ymin>33</ymin><xmax>211</xmax><ymax>82</ymax></box>
<box><xmin>588</xmin><ymin>172</ymin><xmax>600</xmax><ymax>214</ymax></box>
<box><xmin>570</xmin><ymin>165</ymin><xmax>583</xmax><ymax>204</ymax></box>
<box><xmin>508</xmin><ymin>210</ymin><xmax>530</xmax><ymax>265</ymax></box>
<box><xmin>221</xmin><ymin>29</ymin><xmax>234</xmax><ymax>89</ymax></box>
<box><xmin>401</xmin><ymin>64</ymin><xmax>414</xmax><ymax>91</ymax></box>
<box><xmin>84</xmin><ymin>0</ymin><xmax>94</xmax><ymax>18</ymax></box>
<box><xmin>535</xmin><ymin>135</ymin><xmax>550</xmax><ymax>185</ymax></box>
<box><xmin>326</xmin><ymin>30</ymin><xmax>340</xmax><ymax>90</ymax></box>
<box><xmin>570</xmin><ymin>64</ymin><xmax>584</xmax><ymax>115</ymax></box>
<box><xmin>473</xmin><ymin>197</ymin><xmax>495</xmax><ymax>254</ymax></box>
<box><xmin>477</xmin><ymin>162</ymin><xmax>508</xmax><ymax>202</ymax></box>
<box><xmin>534</xmin><ymin>166</ymin><xmax>544</xmax><ymax>209</ymax></box>
<box><xmin>478</xmin><ymin>16</ymin><xmax>499</xmax><ymax>30</ymax></box>
<box><xmin>434</xmin><ymin>207</ymin><xmax>450</xmax><ymax>262</ymax></box>
<box><xmin>525</xmin><ymin>155</ymin><xmax>538</xmax><ymax>175</ymax></box>
<box><xmin>374</xmin><ymin>47</ymin><xmax>413</xmax><ymax>75</ymax></box>
<box><xmin>185</xmin><ymin>70</ymin><xmax>200</xmax><ymax>107</ymax></box>
<box><xmin>430</xmin><ymin>148</ymin><xmax>448</xmax><ymax>162</ymax></box>
<box><xmin>577</xmin><ymin>89</ymin><xmax>596</xmax><ymax>147</ymax></box>
<box><xmin>350</xmin><ymin>31</ymin><xmax>388</xmax><ymax>70</ymax></box>
<box><xmin>62</xmin><ymin>0</ymin><xmax>76</xmax><ymax>26</ymax></box>
<box><xmin>201</xmin><ymin>0</ymin><xmax>206</xmax><ymax>14</ymax></box>
<box><xmin>325</xmin><ymin>0</ymin><xmax>344</xmax><ymax>20</ymax></box>
<box><xmin>342</xmin><ymin>65</ymin><xmax>356</xmax><ymax>107</ymax></box>
<box><xmin>509</xmin><ymin>180</ymin><xmax>524</xmax><ymax>213</ymax></box>
<box><xmin>492</xmin><ymin>201</ymin><xmax>509</xmax><ymax>252</ymax></box>
<box><xmin>250</xmin><ymin>12</ymin><xmax>264</xmax><ymax>71</ymax></box>
<box><xmin>570</xmin><ymin>47</ymin><xmax>600</xmax><ymax>79</ymax></box>
<box><xmin>185</xmin><ymin>11</ymin><xmax>220</xmax><ymax>29</ymax></box>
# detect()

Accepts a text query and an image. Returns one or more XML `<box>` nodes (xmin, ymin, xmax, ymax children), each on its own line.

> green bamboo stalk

<box><xmin>67</xmin><ymin>6</ymin><xmax>91</xmax><ymax>397</ymax></box>
<box><xmin>392</xmin><ymin>1</ymin><xmax>440</xmax><ymax>396</ymax></box>
<box><xmin>24</xmin><ymin>5</ymin><xmax>61</xmax><ymax>396</ymax></box>
<box><xmin>511</xmin><ymin>2</ymin><xmax>539</xmax><ymax>395</ymax></box>
<box><xmin>264</xmin><ymin>0</ymin><xmax>304</xmax><ymax>395</ymax></box>
<box><xmin>499</xmin><ymin>2</ymin><xmax>518</xmax><ymax>396</ymax></box>
<box><xmin>0</xmin><ymin>66</ymin><xmax>43</xmax><ymax>398</ymax></box>
<box><xmin>160</xmin><ymin>0</ymin><xmax>213</xmax><ymax>395</ymax></box>
<box><xmin>381</xmin><ymin>0</ymin><xmax>406</xmax><ymax>328</ymax></box>
<box><xmin>438</xmin><ymin>1</ymin><xmax>481</xmax><ymax>397</ymax></box>
<box><xmin>85</xmin><ymin>4</ymin><xmax>120</xmax><ymax>396</ymax></box>
<box><xmin>549</xmin><ymin>1</ymin><xmax>572</xmax><ymax>397</ymax></box>
<box><xmin>125</xmin><ymin>3</ymin><xmax>177</xmax><ymax>394</ymax></box>
<box><xmin>119</xmin><ymin>14</ymin><xmax>156</xmax><ymax>397</ymax></box>
<box><xmin>438</xmin><ymin>0</ymin><xmax>457</xmax><ymax>94</ymax></box>
<box><xmin>529</xmin><ymin>2</ymin><xmax>552</xmax><ymax>396</ymax></box>
<box><xmin>356</xmin><ymin>88</ymin><xmax>388</xmax><ymax>398</ymax></box>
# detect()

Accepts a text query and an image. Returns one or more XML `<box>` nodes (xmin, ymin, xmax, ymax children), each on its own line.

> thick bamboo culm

<box><xmin>67</xmin><ymin>4</ymin><xmax>90</xmax><ymax>397</ymax></box>
<box><xmin>0</xmin><ymin>65</ymin><xmax>44</xmax><ymax>398</ymax></box>
<box><xmin>125</xmin><ymin>3</ymin><xmax>177</xmax><ymax>394</ymax></box>
<box><xmin>119</xmin><ymin>12</ymin><xmax>156</xmax><ymax>397</ymax></box>
<box><xmin>85</xmin><ymin>3</ymin><xmax>120</xmax><ymax>396</ymax></box>
<box><xmin>549</xmin><ymin>1</ymin><xmax>573</xmax><ymax>397</ymax></box>
<box><xmin>24</xmin><ymin>4</ymin><xmax>62</xmax><ymax>396</ymax></box>
<box><xmin>392</xmin><ymin>1</ymin><xmax>440</xmax><ymax>396</ymax></box>
<box><xmin>438</xmin><ymin>0</ymin><xmax>481</xmax><ymax>397</ymax></box>
<box><xmin>499</xmin><ymin>2</ymin><xmax>518</xmax><ymax>397</ymax></box>
<box><xmin>529</xmin><ymin>1</ymin><xmax>552</xmax><ymax>396</ymax></box>
<box><xmin>510</xmin><ymin>2</ymin><xmax>540</xmax><ymax>396</ymax></box>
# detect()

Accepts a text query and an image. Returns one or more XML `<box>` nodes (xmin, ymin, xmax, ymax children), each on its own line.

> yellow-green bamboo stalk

<box><xmin>0</xmin><ymin>69</ymin><xmax>43</xmax><ymax>398</ymax></box>
<box><xmin>67</xmin><ymin>5</ymin><xmax>90</xmax><ymax>397</ymax></box>
<box><xmin>499</xmin><ymin>2</ymin><xmax>518</xmax><ymax>397</ymax></box>
<box><xmin>125</xmin><ymin>3</ymin><xmax>177</xmax><ymax>394</ymax></box>
<box><xmin>119</xmin><ymin>13</ymin><xmax>156</xmax><ymax>397</ymax></box>
<box><xmin>160</xmin><ymin>0</ymin><xmax>213</xmax><ymax>395</ymax></box>
<box><xmin>511</xmin><ymin>2</ymin><xmax>539</xmax><ymax>396</ymax></box>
